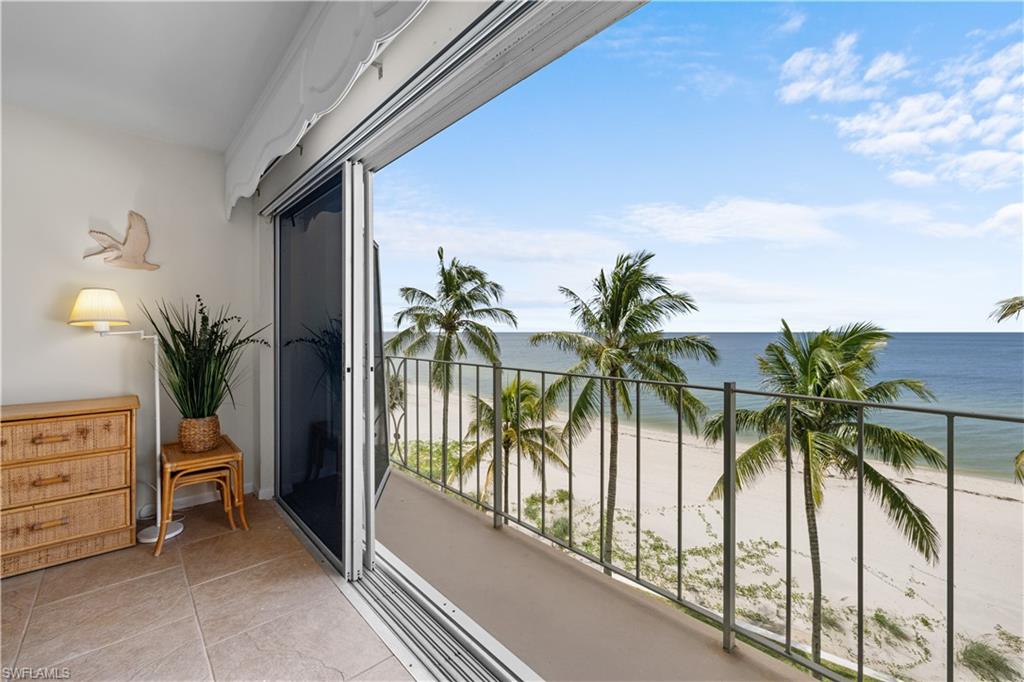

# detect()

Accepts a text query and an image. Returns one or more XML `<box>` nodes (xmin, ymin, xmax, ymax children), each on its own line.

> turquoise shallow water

<box><xmin>386</xmin><ymin>332</ymin><xmax>1024</xmax><ymax>480</ymax></box>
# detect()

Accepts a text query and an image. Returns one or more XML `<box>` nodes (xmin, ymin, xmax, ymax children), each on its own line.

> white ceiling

<box><xmin>2</xmin><ymin>2</ymin><xmax>313</xmax><ymax>152</ymax></box>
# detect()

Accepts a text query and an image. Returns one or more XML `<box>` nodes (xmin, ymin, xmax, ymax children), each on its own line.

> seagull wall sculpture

<box><xmin>84</xmin><ymin>210</ymin><xmax>160</xmax><ymax>270</ymax></box>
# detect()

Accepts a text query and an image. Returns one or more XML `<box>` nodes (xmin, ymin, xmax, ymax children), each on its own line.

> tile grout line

<box><xmin>11</xmin><ymin>501</ymin><xmax>267</xmax><ymax>672</ymax></box>
<box><xmin>347</xmin><ymin>654</ymin><xmax>399</xmax><ymax>681</ymax></box>
<box><xmin>46</xmin><ymin>616</ymin><xmax>198</xmax><ymax>670</ymax></box>
<box><xmin>274</xmin><ymin>509</ymin><xmax>426</xmax><ymax>680</ymax></box>
<box><xmin>31</xmin><ymin>559</ymin><xmax>183</xmax><ymax>609</ymax></box>
<box><xmin>201</xmin><ymin>597</ymin><xmax>315</xmax><ymax>650</ymax></box>
<box><xmin>11</xmin><ymin>570</ymin><xmax>44</xmax><ymax>668</ymax></box>
<box><xmin>18</xmin><ymin>567</ymin><xmax>195</xmax><ymax>668</ymax></box>
<box><xmin>186</xmin><ymin>547</ymin><xmax>308</xmax><ymax>590</ymax></box>
<box><xmin>186</xmin><ymin>573</ymin><xmax>217</xmax><ymax>681</ymax></box>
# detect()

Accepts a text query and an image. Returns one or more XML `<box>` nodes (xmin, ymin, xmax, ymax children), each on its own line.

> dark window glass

<box><xmin>277</xmin><ymin>176</ymin><xmax>345</xmax><ymax>558</ymax></box>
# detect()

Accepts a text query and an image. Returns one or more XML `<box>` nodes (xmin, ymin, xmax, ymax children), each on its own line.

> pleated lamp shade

<box><xmin>67</xmin><ymin>288</ymin><xmax>130</xmax><ymax>332</ymax></box>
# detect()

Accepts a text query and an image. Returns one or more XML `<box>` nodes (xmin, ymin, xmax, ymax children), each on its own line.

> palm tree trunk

<box><xmin>603</xmin><ymin>386</ymin><xmax>619</xmax><ymax>573</ymax></box>
<box><xmin>802</xmin><ymin>457</ymin><xmax>823</xmax><ymax>671</ymax></box>
<box><xmin>441</xmin><ymin>387</ymin><xmax>450</xmax><ymax>483</ymax></box>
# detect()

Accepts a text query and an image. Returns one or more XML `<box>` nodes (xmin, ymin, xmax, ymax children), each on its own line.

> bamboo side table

<box><xmin>155</xmin><ymin>435</ymin><xmax>249</xmax><ymax>556</ymax></box>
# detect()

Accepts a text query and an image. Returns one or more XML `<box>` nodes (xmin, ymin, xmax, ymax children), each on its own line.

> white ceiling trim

<box><xmin>224</xmin><ymin>1</ymin><xmax>426</xmax><ymax>218</ymax></box>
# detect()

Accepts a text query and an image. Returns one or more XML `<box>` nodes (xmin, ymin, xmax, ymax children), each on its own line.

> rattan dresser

<box><xmin>1</xmin><ymin>396</ymin><xmax>138</xmax><ymax>577</ymax></box>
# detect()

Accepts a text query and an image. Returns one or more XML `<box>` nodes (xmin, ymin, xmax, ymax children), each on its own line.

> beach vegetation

<box><xmin>995</xmin><ymin>625</ymin><xmax>1024</xmax><ymax>655</ymax></box>
<box><xmin>958</xmin><ymin>637</ymin><xmax>1023</xmax><ymax>681</ymax></box>
<box><xmin>705</xmin><ymin>320</ymin><xmax>945</xmax><ymax>668</ymax></box>
<box><xmin>821</xmin><ymin>604</ymin><xmax>845</xmax><ymax>634</ymax></box>
<box><xmin>872</xmin><ymin>608</ymin><xmax>911</xmax><ymax>644</ymax></box>
<box><xmin>531</xmin><ymin>251</ymin><xmax>718</xmax><ymax>571</ymax></box>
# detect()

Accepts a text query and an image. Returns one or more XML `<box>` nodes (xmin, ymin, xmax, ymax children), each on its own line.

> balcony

<box><xmin>376</xmin><ymin>355</ymin><xmax>1024</xmax><ymax>681</ymax></box>
<box><xmin>379</xmin><ymin>471</ymin><xmax>793</xmax><ymax>680</ymax></box>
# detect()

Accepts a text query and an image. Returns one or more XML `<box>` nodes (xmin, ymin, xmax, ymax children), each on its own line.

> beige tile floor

<box><xmin>2</xmin><ymin>496</ymin><xmax>414</xmax><ymax>681</ymax></box>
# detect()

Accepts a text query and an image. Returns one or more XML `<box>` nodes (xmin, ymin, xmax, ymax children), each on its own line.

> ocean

<box><xmin>386</xmin><ymin>332</ymin><xmax>1024</xmax><ymax>480</ymax></box>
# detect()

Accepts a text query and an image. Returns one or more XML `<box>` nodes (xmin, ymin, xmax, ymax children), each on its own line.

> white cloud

<box><xmin>792</xmin><ymin>33</ymin><xmax>1024</xmax><ymax>190</ymax></box>
<box><xmin>675</xmin><ymin>63</ymin><xmax>738</xmax><ymax>98</ymax></box>
<box><xmin>937</xmin><ymin>150</ymin><xmax>1023</xmax><ymax>190</ymax></box>
<box><xmin>967</xmin><ymin>19</ymin><xmax>1024</xmax><ymax>43</ymax></box>
<box><xmin>888</xmin><ymin>170</ymin><xmax>937</xmax><ymax>187</ymax></box>
<box><xmin>778</xmin><ymin>33</ymin><xmax>885</xmax><ymax>103</ymax></box>
<box><xmin>864</xmin><ymin>52</ymin><xmax>910</xmax><ymax>82</ymax></box>
<box><xmin>610</xmin><ymin>197</ymin><xmax>1021</xmax><ymax>245</ymax></box>
<box><xmin>916</xmin><ymin>202</ymin><xmax>1022</xmax><ymax>238</ymax></box>
<box><xmin>979</xmin><ymin>202</ymin><xmax>1024</xmax><ymax>236</ymax></box>
<box><xmin>374</xmin><ymin>184</ymin><xmax>625</xmax><ymax>266</ymax></box>
<box><xmin>837</xmin><ymin>92</ymin><xmax>978</xmax><ymax>157</ymax></box>
<box><xmin>611</xmin><ymin>198</ymin><xmax>840</xmax><ymax>246</ymax></box>
<box><xmin>1007</xmin><ymin>130</ymin><xmax>1024</xmax><ymax>152</ymax></box>
<box><xmin>667</xmin><ymin>272</ymin><xmax>812</xmax><ymax>304</ymax></box>
<box><xmin>376</xmin><ymin>206</ymin><xmax>624</xmax><ymax>263</ymax></box>
<box><xmin>776</xmin><ymin>11</ymin><xmax>806</xmax><ymax>35</ymax></box>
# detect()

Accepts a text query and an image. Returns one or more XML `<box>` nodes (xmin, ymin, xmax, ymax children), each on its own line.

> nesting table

<box><xmin>155</xmin><ymin>434</ymin><xmax>249</xmax><ymax>556</ymax></box>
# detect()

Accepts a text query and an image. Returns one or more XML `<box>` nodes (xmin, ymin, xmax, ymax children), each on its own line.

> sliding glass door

<box><xmin>276</xmin><ymin>164</ymin><xmax>390</xmax><ymax>573</ymax></box>
<box><xmin>277</xmin><ymin>175</ymin><xmax>346</xmax><ymax>558</ymax></box>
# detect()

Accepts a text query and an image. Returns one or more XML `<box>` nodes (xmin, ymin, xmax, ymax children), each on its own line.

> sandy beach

<box><xmin>389</xmin><ymin>384</ymin><xmax>1023</xmax><ymax>679</ymax></box>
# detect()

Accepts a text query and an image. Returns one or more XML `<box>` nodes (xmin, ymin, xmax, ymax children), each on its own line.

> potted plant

<box><xmin>143</xmin><ymin>295</ymin><xmax>268</xmax><ymax>453</ymax></box>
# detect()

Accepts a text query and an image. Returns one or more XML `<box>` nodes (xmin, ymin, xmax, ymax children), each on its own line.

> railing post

<box><xmin>722</xmin><ymin>381</ymin><xmax>736</xmax><ymax>651</ymax></box>
<box><xmin>492</xmin><ymin>363</ymin><xmax>503</xmax><ymax>529</ymax></box>
<box><xmin>946</xmin><ymin>415</ymin><xmax>955</xmax><ymax>682</ymax></box>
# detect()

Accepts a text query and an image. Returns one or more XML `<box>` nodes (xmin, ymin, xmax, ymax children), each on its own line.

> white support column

<box><xmin>362</xmin><ymin>168</ymin><xmax>376</xmax><ymax>572</ymax></box>
<box><xmin>343</xmin><ymin>159</ymin><xmax>370</xmax><ymax>581</ymax></box>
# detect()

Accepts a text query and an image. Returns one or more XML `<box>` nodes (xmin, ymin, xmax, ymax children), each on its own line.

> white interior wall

<box><xmin>1</xmin><ymin>104</ymin><xmax>263</xmax><ymax>517</ymax></box>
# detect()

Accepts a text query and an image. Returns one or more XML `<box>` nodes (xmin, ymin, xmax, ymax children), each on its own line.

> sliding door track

<box><xmin>274</xmin><ymin>499</ymin><xmax>537</xmax><ymax>680</ymax></box>
<box><xmin>353</xmin><ymin>546</ymin><xmax>538</xmax><ymax>682</ymax></box>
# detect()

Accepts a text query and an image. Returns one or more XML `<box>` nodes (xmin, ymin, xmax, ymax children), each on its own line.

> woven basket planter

<box><xmin>179</xmin><ymin>416</ymin><xmax>221</xmax><ymax>453</ymax></box>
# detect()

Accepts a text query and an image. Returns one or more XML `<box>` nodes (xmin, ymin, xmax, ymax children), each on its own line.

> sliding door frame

<box><xmin>273</xmin><ymin>161</ymin><xmax>376</xmax><ymax>581</ymax></box>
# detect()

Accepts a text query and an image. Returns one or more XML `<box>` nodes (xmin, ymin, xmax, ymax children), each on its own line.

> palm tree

<box><xmin>531</xmin><ymin>251</ymin><xmax>718</xmax><ymax>569</ymax></box>
<box><xmin>451</xmin><ymin>378</ymin><xmax>567</xmax><ymax>509</ymax></box>
<box><xmin>385</xmin><ymin>248</ymin><xmax>517</xmax><ymax>478</ymax></box>
<box><xmin>705</xmin><ymin>321</ymin><xmax>944</xmax><ymax>667</ymax></box>
<box><xmin>990</xmin><ymin>297</ymin><xmax>1024</xmax><ymax>482</ymax></box>
<box><xmin>991</xmin><ymin>296</ymin><xmax>1024</xmax><ymax>322</ymax></box>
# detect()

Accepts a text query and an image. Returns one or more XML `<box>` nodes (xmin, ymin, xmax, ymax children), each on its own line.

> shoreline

<box><xmin>614</xmin><ymin>418</ymin><xmax>1023</xmax><ymax>501</ymax></box>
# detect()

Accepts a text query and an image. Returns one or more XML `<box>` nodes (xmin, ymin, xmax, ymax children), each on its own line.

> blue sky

<box><xmin>375</xmin><ymin>2</ymin><xmax>1023</xmax><ymax>332</ymax></box>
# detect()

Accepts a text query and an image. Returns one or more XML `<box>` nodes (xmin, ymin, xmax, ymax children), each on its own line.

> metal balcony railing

<box><xmin>383</xmin><ymin>355</ymin><xmax>1023</xmax><ymax>681</ymax></box>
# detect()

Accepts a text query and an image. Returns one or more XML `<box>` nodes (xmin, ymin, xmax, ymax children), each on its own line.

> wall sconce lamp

<box><xmin>67</xmin><ymin>288</ymin><xmax>184</xmax><ymax>543</ymax></box>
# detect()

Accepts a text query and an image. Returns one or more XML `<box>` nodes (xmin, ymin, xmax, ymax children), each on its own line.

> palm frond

<box><xmin>990</xmin><ymin>296</ymin><xmax>1024</xmax><ymax>322</ymax></box>
<box><xmin>708</xmin><ymin>434</ymin><xmax>783</xmax><ymax>500</ymax></box>
<box><xmin>860</xmin><ymin>460</ymin><xmax>941</xmax><ymax>563</ymax></box>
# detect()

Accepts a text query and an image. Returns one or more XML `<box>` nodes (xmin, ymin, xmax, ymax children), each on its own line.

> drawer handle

<box><xmin>29</xmin><ymin>517</ymin><xmax>70</xmax><ymax>531</ymax></box>
<box><xmin>32</xmin><ymin>474</ymin><xmax>71</xmax><ymax>487</ymax></box>
<box><xmin>31</xmin><ymin>434</ymin><xmax>71</xmax><ymax>445</ymax></box>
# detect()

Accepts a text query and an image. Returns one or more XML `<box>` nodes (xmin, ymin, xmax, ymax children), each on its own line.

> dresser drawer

<box><xmin>1</xmin><ymin>489</ymin><xmax>130</xmax><ymax>554</ymax></box>
<box><xmin>1</xmin><ymin>412</ymin><xmax>130</xmax><ymax>464</ymax></box>
<box><xmin>2</xmin><ymin>527</ymin><xmax>133</xmax><ymax>578</ymax></box>
<box><xmin>2</xmin><ymin>451</ymin><xmax>130</xmax><ymax>507</ymax></box>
